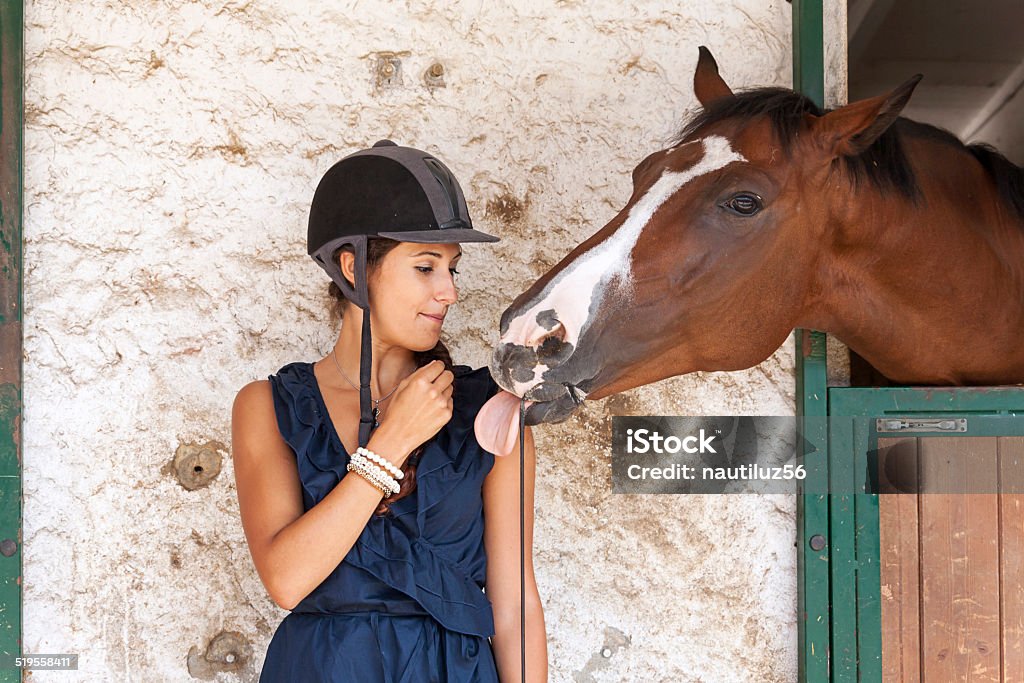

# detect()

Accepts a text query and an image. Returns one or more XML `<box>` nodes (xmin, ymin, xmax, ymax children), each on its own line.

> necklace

<box><xmin>331</xmin><ymin>348</ymin><xmax>400</xmax><ymax>428</ymax></box>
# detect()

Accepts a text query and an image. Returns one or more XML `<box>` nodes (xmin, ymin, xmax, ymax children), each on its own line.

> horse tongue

<box><xmin>474</xmin><ymin>391</ymin><xmax>534</xmax><ymax>456</ymax></box>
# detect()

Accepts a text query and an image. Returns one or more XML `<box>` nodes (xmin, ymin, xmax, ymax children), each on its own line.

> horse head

<box><xmin>489</xmin><ymin>47</ymin><xmax>926</xmax><ymax>426</ymax></box>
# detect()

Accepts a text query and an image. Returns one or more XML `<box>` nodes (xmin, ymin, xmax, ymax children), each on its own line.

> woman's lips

<box><xmin>420</xmin><ymin>313</ymin><xmax>444</xmax><ymax>324</ymax></box>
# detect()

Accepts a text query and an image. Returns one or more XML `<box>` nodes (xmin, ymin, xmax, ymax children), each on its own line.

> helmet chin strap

<box><xmin>353</xmin><ymin>244</ymin><xmax>375</xmax><ymax>450</ymax></box>
<box><xmin>357</xmin><ymin>308</ymin><xmax>374</xmax><ymax>449</ymax></box>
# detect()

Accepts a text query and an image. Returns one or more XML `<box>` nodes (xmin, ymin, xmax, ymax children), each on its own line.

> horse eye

<box><xmin>722</xmin><ymin>192</ymin><xmax>763</xmax><ymax>216</ymax></box>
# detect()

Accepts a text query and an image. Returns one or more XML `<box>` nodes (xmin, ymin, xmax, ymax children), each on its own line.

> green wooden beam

<box><xmin>792</xmin><ymin>0</ymin><xmax>825</xmax><ymax>107</ymax></box>
<box><xmin>797</xmin><ymin>330</ymin><xmax>830</xmax><ymax>682</ymax></box>
<box><xmin>853</xmin><ymin>418</ymin><xmax>882</xmax><ymax>682</ymax></box>
<box><xmin>792</xmin><ymin>1</ymin><xmax>828</xmax><ymax>680</ymax></box>
<box><xmin>0</xmin><ymin>0</ymin><xmax>23</xmax><ymax>677</ymax></box>
<box><xmin>826</xmin><ymin>414</ymin><xmax>856</xmax><ymax>681</ymax></box>
<box><xmin>828</xmin><ymin>387</ymin><xmax>1024</xmax><ymax>415</ymax></box>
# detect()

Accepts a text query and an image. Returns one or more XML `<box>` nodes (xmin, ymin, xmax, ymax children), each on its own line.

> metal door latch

<box><xmin>875</xmin><ymin>418</ymin><xmax>967</xmax><ymax>433</ymax></box>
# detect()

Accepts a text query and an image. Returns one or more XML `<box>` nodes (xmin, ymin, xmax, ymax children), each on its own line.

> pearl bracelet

<box><xmin>347</xmin><ymin>459</ymin><xmax>399</xmax><ymax>496</ymax></box>
<box><xmin>346</xmin><ymin>462</ymin><xmax>389</xmax><ymax>496</ymax></box>
<box><xmin>348</xmin><ymin>454</ymin><xmax>397</xmax><ymax>494</ymax></box>
<box><xmin>348</xmin><ymin>454</ymin><xmax>400</xmax><ymax>495</ymax></box>
<box><xmin>356</xmin><ymin>446</ymin><xmax>404</xmax><ymax>480</ymax></box>
<box><xmin>347</xmin><ymin>459</ymin><xmax>390</xmax><ymax>495</ymax></box>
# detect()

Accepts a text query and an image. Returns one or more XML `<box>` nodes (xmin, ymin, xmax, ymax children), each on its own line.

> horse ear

<box><xmin>811</xmin><ymin>74</ymin><xmax>923</xmax><ymax>156</ymax></box>
<box><xmin>694</xmin><ymin>46</ymin><xmax>734</xmax><ymax>107</ymax></box>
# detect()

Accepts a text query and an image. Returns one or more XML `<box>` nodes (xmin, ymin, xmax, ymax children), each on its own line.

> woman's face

<box><xmin>366</xmin><ymin>241</ymin><xmax>462</xmax><ymax>351</ymax></box>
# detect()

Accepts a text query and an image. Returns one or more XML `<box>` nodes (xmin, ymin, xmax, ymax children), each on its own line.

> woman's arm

<box><xmin>483</xmin><ymin>425</ymin><xmax>548</xmax><ymax>681</ymax></box>
<box><xmin>231</xmin><ymin>380</ymin><xmax>416</xmax><ymax>610</ymax></box>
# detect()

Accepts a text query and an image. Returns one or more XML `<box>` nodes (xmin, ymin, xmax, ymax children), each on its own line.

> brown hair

<box><xmin>329</xmin><ymin>238</ymin><xmax>456</xmax><ymax>516</ymax></box>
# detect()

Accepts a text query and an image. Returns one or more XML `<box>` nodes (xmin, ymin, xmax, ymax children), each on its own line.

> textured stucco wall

<box><xmin>22</xmin><ymin>1</ymin><xmax>804</xmax><ymax>680</ymax></box>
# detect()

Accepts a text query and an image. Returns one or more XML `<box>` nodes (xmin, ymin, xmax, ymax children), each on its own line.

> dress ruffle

<box><xmin>267</xmin><ymin>365</ymin><xmax>346</xmax><ymax>508</ymax></box>
<box><xmin>265</xmin><ymin>362</ymin><xmax>502</xmax><ymax>638</ymax></box>
<box><xmin>346</xmin><ymin>519</ymin><xmax>495</xmax><ymax>637</ymax></box>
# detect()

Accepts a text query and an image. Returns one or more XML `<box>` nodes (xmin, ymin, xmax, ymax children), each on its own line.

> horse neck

<box><xmin>800</xmin><ymin>143</ymin><xmax>1024</xmax><ymax>384</ymax></box>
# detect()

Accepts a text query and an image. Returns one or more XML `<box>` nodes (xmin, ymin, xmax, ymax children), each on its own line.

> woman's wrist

<box><xmin>365</xmin><ymin>427</ymin><xmax>414</xmax><ymax>468</ymax></box>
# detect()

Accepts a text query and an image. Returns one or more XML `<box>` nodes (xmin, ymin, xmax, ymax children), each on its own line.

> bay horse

<box><xmin>477</xmin><ymin>46</ymin><xmax>1024</xmax><ymax>439</ymax></box>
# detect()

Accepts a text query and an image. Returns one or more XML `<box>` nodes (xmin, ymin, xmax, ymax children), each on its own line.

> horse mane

<box><xmin>675</xmin><ymin>87</ymin><xmax>1024</xmax><ymax>222</ymax></box>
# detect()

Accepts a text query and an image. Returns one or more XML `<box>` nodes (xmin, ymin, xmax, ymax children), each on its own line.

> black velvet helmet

<box><xmin>305</xmin><ymin>140</ymin><xmax>500</xmax><ymax>448</ymax></box>
<box><xmin>308</xmin><ymin>140</ymin><xmax>498</xmax><ymax>309</ymax></box>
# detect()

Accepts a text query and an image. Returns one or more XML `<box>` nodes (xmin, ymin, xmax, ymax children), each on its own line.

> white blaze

<box><xmin>501</xmin><ymin>135</ymin><xmax>746</xmax><ymax>356</ymax></box>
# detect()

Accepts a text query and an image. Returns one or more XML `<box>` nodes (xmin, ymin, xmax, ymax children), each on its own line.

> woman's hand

<box><xmin>369</xmin><ymin>360</ymin><xmax>454</xmax><ymax>464</ymax></box>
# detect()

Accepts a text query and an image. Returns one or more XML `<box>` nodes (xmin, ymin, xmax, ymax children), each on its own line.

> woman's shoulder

<box><xmin>234</xmin><ymin>362</ymin><xmax>317</xmax><ymax>445</ymax></box>
<box><xmin>232</xmin><ymin>378</ymin><xmax>272</xmax><ymax>417</ymax></box>
<box><xmin>234</xmin><ymin>376</ymin><xmax>271</xmax><ymax>399</ymax></box>
<box><xmin>231</xmin><ymin>379</ymin><xmax>280</xmax><ymax>460</ymax></box>
<box><xmin>230</xmin><ymin>362</ymin><xmax>312</xmax><ymax>408</ymax></box>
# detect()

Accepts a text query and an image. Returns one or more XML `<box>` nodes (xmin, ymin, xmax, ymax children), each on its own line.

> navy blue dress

<box><xmin>259</xmin><ymin>361</ymin><xmax>503</xmax><ymax>682</ymax></box>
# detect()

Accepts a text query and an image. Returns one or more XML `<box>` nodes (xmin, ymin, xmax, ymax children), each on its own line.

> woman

<box><xmin>231</xmin><ymin>141</ymin><xmax>548</xmax><ymax>681</ymax></box>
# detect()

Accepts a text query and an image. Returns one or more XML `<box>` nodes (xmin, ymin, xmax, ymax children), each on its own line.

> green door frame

<box><xmin>796</xmin><ymin>329</ymin><xmax>830</xmax><ymax>683</ymax></box>
<box><xmin>0</xmin><ymin>0</ymin><xmax>23</xmax><ymax>676</ymax></box>
<box><xmin>791</xmin><ymin>2</ymin><xmax>829</xmax><ymax>680</ymax></box>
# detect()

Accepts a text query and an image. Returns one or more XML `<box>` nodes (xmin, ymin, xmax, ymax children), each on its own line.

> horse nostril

<box><xmin>536</xmin><ymin>321</ymin><xmax>566</xmax><ymax>347</ymax></box>
<box><xmin>535</xmin><ymin>322</ymin><xmax>574</xmax><ymax>366</ymax></box>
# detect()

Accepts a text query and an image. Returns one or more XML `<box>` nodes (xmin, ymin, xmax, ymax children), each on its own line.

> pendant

<box><xmin>371</xmin><ymin>406</ymin><xmax>380</xmax><ymax>428</ymax></box>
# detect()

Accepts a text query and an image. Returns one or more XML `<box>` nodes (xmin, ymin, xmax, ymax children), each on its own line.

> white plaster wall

<box><xmin>21</xmin><ymin>1</ymin><xmax>801</xmax><ymax>680</ymax></box>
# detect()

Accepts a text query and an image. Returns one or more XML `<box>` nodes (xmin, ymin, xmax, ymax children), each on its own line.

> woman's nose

<box><xmin>436</xmin><ymin>272</ymin><xmax>458</xmax><ymax>303</ymax></box>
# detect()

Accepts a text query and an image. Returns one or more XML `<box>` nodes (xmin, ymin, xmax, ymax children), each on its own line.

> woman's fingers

<box><xmin>433</xmin><ymin>368</ymin><xmax>454</xmax><ymax>390</ymax></box>
<box><xmin>415</xmin><ymin>359</ymin><xmax>447</xmax><ymax>383</ymax></box>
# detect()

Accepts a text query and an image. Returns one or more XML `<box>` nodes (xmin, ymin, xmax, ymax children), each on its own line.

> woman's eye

<box><xmin>721</xmin><ymin>192</ymin><xmax>763</xmax><ymax>216</ymax></box>
<box><xmin>416</xmin><ymin>266</ymin><xmax>459</xmax><ymax>276</ymax></box>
